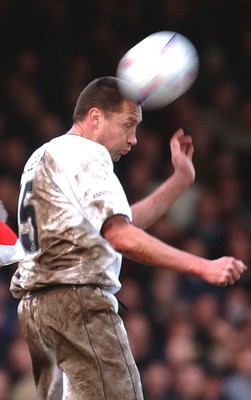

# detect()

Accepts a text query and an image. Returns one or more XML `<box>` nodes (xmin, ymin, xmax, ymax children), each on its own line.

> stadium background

<box><xmin>0</xmin><ymin>1</ymin><xmax>251</xmax><ymax>399</ymax></box>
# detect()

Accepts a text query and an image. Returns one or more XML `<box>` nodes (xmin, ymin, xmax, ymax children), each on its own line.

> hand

<box><xmin>202</xmin><ymin>257</ymin><xmax>247</xmax><ymax>286</ymax></box>
<box><xmin>170</xmin><ymin>128</ymin><xmax>195</xmax><ymax>186</ymax></box>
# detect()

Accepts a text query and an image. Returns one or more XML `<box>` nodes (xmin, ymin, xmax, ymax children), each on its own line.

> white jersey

<box><xmin>10</xmin><ymin>134</ymin><xmax>132</xmax><ymax>309</ymax></box>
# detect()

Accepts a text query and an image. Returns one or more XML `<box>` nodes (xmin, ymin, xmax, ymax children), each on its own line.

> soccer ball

<box><xmin>116</xmin><ymin>31</ymin><xmax>199</xmax><ymax>110</ymax></box>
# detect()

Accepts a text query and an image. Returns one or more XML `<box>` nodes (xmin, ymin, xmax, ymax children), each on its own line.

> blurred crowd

<box><xmin>1</xmin><ymin>0</ymin><xmax>251</xmax><ymax>399</ymax></box>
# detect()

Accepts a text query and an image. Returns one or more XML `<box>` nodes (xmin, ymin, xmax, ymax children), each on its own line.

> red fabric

<box><xmin>0</xmin><ymin>221</ymin><xmax>18</xmax><ymax>245</ymax></box>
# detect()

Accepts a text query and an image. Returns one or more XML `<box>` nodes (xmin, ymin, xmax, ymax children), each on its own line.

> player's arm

<box><xmin>102</xmin><ymin>215</ymin><xmax>247</xmax><ymax>286</ymax></box>
<box><xmin>131</xmin><ymin>128</ymin><xmax>195</xmax><ymax>230</ymax></box>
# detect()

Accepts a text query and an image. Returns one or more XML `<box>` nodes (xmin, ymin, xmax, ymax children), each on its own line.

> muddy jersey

<box><xmin>10</xmin><ymin>134</ymin><xmax>132</xmax><ymax>306</ymax></box>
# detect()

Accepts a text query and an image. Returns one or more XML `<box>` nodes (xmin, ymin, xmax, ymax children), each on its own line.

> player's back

<box><xmin>10</xmin><ymin>134</ymin><xmax>126</xmax><ymax>300</ymax></box>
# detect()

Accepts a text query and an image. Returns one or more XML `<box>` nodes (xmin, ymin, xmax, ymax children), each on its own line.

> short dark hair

<box><xmin>73</xmin><ymin>76</ymin><xmax>126</xmax><ymax>122</ymax></box>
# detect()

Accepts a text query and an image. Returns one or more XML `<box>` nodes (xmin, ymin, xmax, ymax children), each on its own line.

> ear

<box><xmin>88</xmin><ymin>107</ymin><xmax>102</xmax><ymax>129</ymax></box>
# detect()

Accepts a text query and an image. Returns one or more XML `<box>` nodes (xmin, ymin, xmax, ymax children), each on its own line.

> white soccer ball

<box><xmin>116</xmin><ymin>31</ymin><xmax>199</xmax><ymax>110</ymax></box>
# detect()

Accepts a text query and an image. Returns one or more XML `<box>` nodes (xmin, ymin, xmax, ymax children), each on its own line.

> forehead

<box><xmin>116</xmin><ymin>100</ymin><xmax>142</xmax><ymax>123</ymax></box>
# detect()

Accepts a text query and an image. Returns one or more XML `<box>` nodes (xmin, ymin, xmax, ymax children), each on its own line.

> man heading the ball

<box><xmin>10</xmin><ymin>77</ymin><xmax>247</xmax><ymax>399</ymax></box>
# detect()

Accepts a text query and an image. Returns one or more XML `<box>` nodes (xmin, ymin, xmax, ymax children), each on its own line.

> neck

<box><xmin>67</xmin><ymin>122</ymin><xmax>93</xmax><ymax>140</ymax></box>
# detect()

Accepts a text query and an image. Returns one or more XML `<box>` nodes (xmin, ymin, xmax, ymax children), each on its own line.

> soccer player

<box><xmin>10</xmin><ymin>77</ymin><xmax>247</xmax><ymax>399</ymax></box>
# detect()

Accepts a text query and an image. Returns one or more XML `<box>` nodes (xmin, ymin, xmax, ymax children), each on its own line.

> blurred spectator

<box><xmin>8</xmin><ymin>334</ymin><xmax>36</xmax><ymax>400</ymax></box>
<box><xmin>207</xmin><ymin>318</ymin><xmax>239</xmax><ymax>374</ymax></box>
<box><xmin>164</xmin><ymin>312</ymin><xmax>198</xmax><ymax>371</ymax></box>
<box><xmin>172</xmin><ymin>362</ymin><xmax>207</xmax><ymax>400</ymax></box>
<box><xmin>185</xmin><ymin>187</ymin><xmax>223</xmax><ymax>259</ymax></box>
<box><xmin>141</xmin><ymin>359</ymin><xmax>175</xmax><ymax>400</ymax></box>
<box><xmin>191</xmin><ymin>292</ymin><xmax>221</xmax><ymax>351</ymax></box>
<box><xmin>32</xmin><ymin>111</ymin><xmax>65</xmax><ymax>146</ymax></box>
<box><xmin>0</xmin><ymin>368</ymin><xmax>10</xmax><ymax>400</ymax></box>
<box><xmin>147</xmin><ymin>269</ymin><xmax>181</xmax><ymax>343</ymax></box>
<box><xmin>167</xmin><ymin>184</ymin><xmax>202</xmax><ymax>231</ymax></box>
<box><xmin>0</xmin><ymin>280</ymin><xmax>18</xmax><ymax>366</ymax></box>
<box><xmin>203</xmin><ymin>368</ymin><xmax>226</xmax><ymax>400</ymax></box>
<box><xmin>223</xmin><ymin>287</ymin><xmax>251</xmax><ymax>327</ymax></box>
<box><xmin>124</xmin><ymin>310</ymin><xmax>154</xmax><ymax>370</ymax></box>
<box><xmin>117</xmin><ymin>276</ymin><xmax>146</xmax><ymax>312</ymax></box>
<box><xmin>0</xmin><ymin>136</ymin><xmax>30</xmax><ymax>179</ymax></box>
<box><xmin>223</xmin><ymin>221</ymin><xmax>251</xmax><ymax>287</ymax></box>
<box><xmin>222</xmin><ymin>346</ymin><xmax>251</xmax><ymax>400</ymax></box>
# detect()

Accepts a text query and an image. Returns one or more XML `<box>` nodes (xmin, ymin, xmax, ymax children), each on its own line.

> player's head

<box><xmin>73</xmin><ymin>76</ymin><xmax>132</xmax><ymax>123</ymax></box>
<box><xmin>73</xmin><ymin>76</ymin><xmax>142</xmax><ymax>162</ymax></box>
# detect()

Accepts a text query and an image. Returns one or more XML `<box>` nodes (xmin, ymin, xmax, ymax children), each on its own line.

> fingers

<box><xmin>171</xmin><ymin>128</ymin><xmax>191</xmax><ymax>145</ymax></box>
<box><xmin>170</xmin><ymin>129</ymin><xmax>194</xmax><ymax>157</ymax></box>
<box><xmin>219</xmin><ymin>259</ymin><xmax>247</xmax><ymax>287</ymax></box>
<box><xmin>170</xmin><ymin>130</ymin><xmax>183</xmax><ymax>155</ymax></box>
<box><xmin>230</xmin><ymin>259</ymin><xmax>247</xmax><ymax>281</ymax></box>
<box><xmin>172</xmin><ymin>128</ymin><xmax>184</xmax><ymax>139</ymax></box>
<box><xmin>232</xmin><ymin>259</ymin><xmax>246</xmax><ymax>280</ymax></box>
<box><xmin>181</xmin><ymin>139</ymin><xmax>194</xmax><ymax>158</ymax></box>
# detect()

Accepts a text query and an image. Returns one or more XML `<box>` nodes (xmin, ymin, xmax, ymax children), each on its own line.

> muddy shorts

<box><xmin>18</xmin><ymin>285</ymin><xmax>143</xmax><ymax>400</ymax></box>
